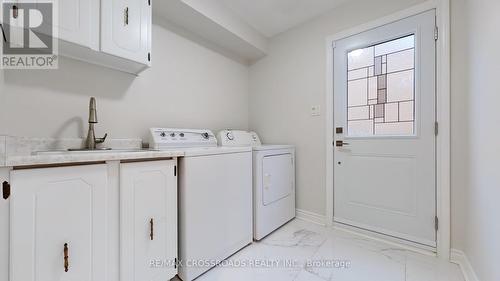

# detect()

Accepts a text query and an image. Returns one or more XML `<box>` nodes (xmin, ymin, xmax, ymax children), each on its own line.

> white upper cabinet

<box><xmin>120</xmin><ymin>160</ymin><xmax>178</xmax><ymax>281</ymax></box>
<box><xmin>38</xmin><ymin>0</ymin><xmax>97</xmax><ymax>49</ymax></box>
<box><xmin>9</xmin><ymin>164</ymin><xmax>109</xmax><ymax>281</ymax></box>
<box><xmin>101</xmin><ymin>0</ymin><xmax>152</xmax><ymax>65</ymax></box>
<box><xmin>4</xmin><ymin>0</ymin><xmax>152</xmax><ymax>73</ymax></box>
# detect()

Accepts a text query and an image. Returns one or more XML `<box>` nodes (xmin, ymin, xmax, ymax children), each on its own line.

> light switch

<box><xmin>311</xmin><ymin>105</ymin><xmax>321</xmax><ymax>116</ymax></box>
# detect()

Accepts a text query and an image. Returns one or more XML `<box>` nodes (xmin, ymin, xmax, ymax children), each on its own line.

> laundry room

<box><xmin>0</xmin><ymin>0</ymin><xmax>498</xmax><ymax>281</ymax></box>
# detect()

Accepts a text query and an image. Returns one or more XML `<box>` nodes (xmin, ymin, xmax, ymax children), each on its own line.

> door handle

<box><xmin>335</xmin><ymin>140</ymin><xmax>350</xmax><ymax>147</ymax></box>
<box><xmin>63</xmin><ymin>243</ymin><xmax>69</xmax><ymax>272</ymax></box>
<box><xmin>150</xmin><ymin>218</ymin><xmax>154</xmax><ymax>240</ymax></box>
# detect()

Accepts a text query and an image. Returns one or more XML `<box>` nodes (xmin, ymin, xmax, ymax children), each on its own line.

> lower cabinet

<box><xmin>120</xmin><ymin>160</ymin><xmax>178</xmax><ymax>281</ymax></box>
<box><xmin>10</xmin><ymin>164</ymin><xmax>109</xmax><ymax>281</ymax></box>
<box><xmin>9</xmin><ymin>160</ymin><xmax>178</xmax><ymax>281</ymax></box>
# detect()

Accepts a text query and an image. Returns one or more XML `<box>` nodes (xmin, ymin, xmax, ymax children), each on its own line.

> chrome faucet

<box><xmin>85</xmin><ymin>97</ymin><xmax>108</xmax><ymax>150</ymax></box>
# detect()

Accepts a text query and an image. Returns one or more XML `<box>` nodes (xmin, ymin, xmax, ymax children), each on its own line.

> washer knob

<box><xmin>170</xmin><ymin>132</ymin><xmax>176</xmax><ymax>137</ymax></box>
<box><xmin>179</xmin><ymin>133</ymin><xmax>185</xmax><ymax>137</ymax></box>
<box><xmin>226</xmin><ymin>132</ymin><xmax>234</xmax><ymax>141</ymax></box>
<box><xmin>160</xmin><ymin>132</ymin><xmax>166</xmax><ymax>137</ymax></box>
<box><xmin>201</xmin><ymin>132</ymin><xmax>210</xmax><ymax>139</ymax></box>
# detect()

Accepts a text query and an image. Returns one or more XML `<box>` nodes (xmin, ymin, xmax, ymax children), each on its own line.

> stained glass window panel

<box><xmin>368</xmin><ymin>77</ymin><xmax>378</xmax><ymax>100</ymax></box>
<box><xmin>349</xmin><ymin>120</ymin><xmax>374</xmax><ymax>136</ymax></box>
<box><xmin>368</xmin><ymin>66</ymin><xmax>374</xmax><ymax>76</ymax></box>
<box><xmin>399</xmin><ymin>101</ymin><xmax>414</xmax><ymax>122</ymax></box>
<box><xmin>374</xmin><ymin>35</ymin><xmax>414</xmax><ymax>56</ymax></box>
<box><xmin>374</xmin><ymin>104</ymin><xmax>384</xmax><ymax>118</ymax></box>
<box><xmin>374</xmin><ymin>56</ymin><xmax>383</xmax><ymax>75</ymax></box>
<box><xmin>386</xmin><ymin>70</ymin><xmax>414</xmax><ymax>102</ymax></box>
<box><xmin>385</xmin><ymin>103</ymin><xmax>399</xmax><ymax>122</ymax></box>
<box><xmin>387</xmin><ymin>49</ymin><xmax>414</xmax><ymax>73</ymax></box>
<box><xmin>348</xmin><ymin>106</ymin><xmax>370</xmax><ymax>120</ymax></box>
<box><xmin>348</xmin><ymin>47</ymin><xmax>374</xmax><ymax>70</ymax></box>
<box><xmin>348</xmin><ymin>79</ymin><xmax>368</xmax><ymax>107</ymax></box>
<box><xmin>348</xmin><ymin>68</ymin><xmax>368</xmax><ymax>81</ymax></box>
<box><xmin>375</xmin><ymin>122</ymin><xmax>413</xmax><ymax>135</ymax></box>
<box><xmin>347</xmin><ymin>35</ymin><xmax>415</xmax><ymax>136</ymax></box>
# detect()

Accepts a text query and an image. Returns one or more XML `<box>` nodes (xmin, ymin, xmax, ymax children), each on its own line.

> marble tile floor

<box><xmin>174</xmin><ymin>219</ymin><xmax>464</xmax><ymax>281</ymax></box>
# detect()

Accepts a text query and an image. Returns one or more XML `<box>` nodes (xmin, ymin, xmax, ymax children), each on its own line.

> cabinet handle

<box><xmin>64</xmin><ymin>243</ymin><xmax>69</xmax><ymax>272</ymax></box>
<box><xmin>12</xmin><ymin>5</ymin><xmax>19</xmax><ymax>19</ymax></box>
<box><xmin>124</xmin><ymin>7</ymin><xmax>129</xmax><ymax>25</ymax></box>
<box><xmin>150</xmin><ymin>218</ymin><xmax>154</xmax><ymax>240</ymax></box>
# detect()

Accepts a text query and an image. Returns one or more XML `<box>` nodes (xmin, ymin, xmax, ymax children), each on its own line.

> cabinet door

<box><xmin>35</xmin><ymin>0</ymin><xmax>96</xmax><ymax>48</ymax></box>
<box><xmin>10</xmin><ymin>164</ymin><xmax>108</xmax><ymax>281</ymax></box>
<box><xmin>0</xmin><ymin>168</ymin><xmax>10</xmax><ymax>281</ymax></box>
<box><xmin>120</xmin><ymin>160</ymin><xmax>177</xmax><ymax>281</ymax></box>
<box><xmin>101</xmin><ymin>0</ymin><xmax>152</xmax><ymax>65</ymax></box>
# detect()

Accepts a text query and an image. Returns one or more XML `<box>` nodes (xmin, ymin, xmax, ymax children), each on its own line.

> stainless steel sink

<box><xmin>67</xmin><ymin>148</ymin><xmax>113</xmax><ymax>152</ymax></box>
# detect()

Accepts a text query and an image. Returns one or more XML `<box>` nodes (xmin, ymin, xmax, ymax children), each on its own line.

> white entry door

<box><xmin>333</xmin><ymin>10</ymin><xmax>436</xmax><ymax>247</ymax></box>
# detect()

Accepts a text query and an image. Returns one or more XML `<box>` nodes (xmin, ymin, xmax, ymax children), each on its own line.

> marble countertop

<box><xmin>0</xmin><ymin>136</ymin><xmax>184</xmax><ymax>167</ymax></box>
<box><xmin>5</xmin><ymin>150</ymin><xmax>185</xmax><ymax>167</ymax></box>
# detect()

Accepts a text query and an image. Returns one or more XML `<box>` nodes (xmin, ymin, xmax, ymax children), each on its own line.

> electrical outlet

<box><xmin>311</xmin><ymin>105</ymin><xmax>321</xmax><ymax>116</ymax></box>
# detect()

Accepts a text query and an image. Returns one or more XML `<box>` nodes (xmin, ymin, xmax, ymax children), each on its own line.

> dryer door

<box><xmin>262</xmin><ymin>153</ymin><xmax>294</xmax><ymax>206</ymax></box>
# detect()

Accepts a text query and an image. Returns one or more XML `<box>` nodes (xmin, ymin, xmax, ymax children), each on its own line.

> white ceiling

<box><xmin>217</xmin><ymin>0</ymin><xmax>350</xmax><ymax>38</ymax></box>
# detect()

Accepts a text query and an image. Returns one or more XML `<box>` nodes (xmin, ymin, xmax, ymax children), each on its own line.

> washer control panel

<box><xmin>217</xmin><ymin>130</ymin><xmax>262</xmax><ymax>147</ymax></box>
<box><xmin>149</xmin><ymin>128</ymin><xmax>217</xmax><ymax>149</ymax></box>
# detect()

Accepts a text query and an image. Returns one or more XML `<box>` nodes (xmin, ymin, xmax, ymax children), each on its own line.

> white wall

<box><xmin>0</xmin><ymin>20</ymin><xmax>250</xmax><ymax>141</ymax></box>
<box><xmin>248</xmin><ymin>0</ymin><xmax>425</xmax><ymax>216</ymax></box>
<box><xmin>457</xmin><ymin>0</ymin><xmax>500</xmax><ymax>280</ymax></box>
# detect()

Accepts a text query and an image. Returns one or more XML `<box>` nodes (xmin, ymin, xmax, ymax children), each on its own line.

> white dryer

<box><xmin>217</xmin><ymin>130</ymin><xmax>296</xmax><ymax>240</ymax></box>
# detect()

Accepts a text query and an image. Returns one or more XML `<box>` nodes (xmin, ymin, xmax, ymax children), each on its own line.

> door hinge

<box><xmin>148</xmin><ymin>52</ymin><xmax>151</xmax><ymax>62</ymax></box>
<box><xmin>435</xmin><ymin>216</ymin><xmax>439</xmax><ymax>231</ymax></box>
<box><xmin>174</xmin><ymin>165</ymin><xmax>177</xmax><ymax>176</ymax></box>
<box><xmin>434</xmin><ymin>26</ymin><xmax>439</xmax><ymax>41</ymax></box>
<box><xmin>148</xmin><ymin>0</ymin><xmax>151</xmax><ymax>6</ymax></box>
<box><xmin>435</xmin><ymin>122</ymin><xmax>439</xmax><ymax>136</ymax></box>
<box><xmin>174</xmin><ymin>258</ymin><xmax>178</xmax><ymax>269</ymax></box>
<box><xmin>2</xmin><ymin>181</ymin><xmax>10</xmax><ymax>200</ymax></box>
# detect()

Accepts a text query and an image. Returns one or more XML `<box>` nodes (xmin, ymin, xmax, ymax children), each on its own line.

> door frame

<box><xmin>325</xmin><ymin>0</ymin><xmax>450</xmax><ymax>259</ymax></box>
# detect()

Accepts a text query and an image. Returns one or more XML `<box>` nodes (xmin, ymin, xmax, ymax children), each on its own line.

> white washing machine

<box><xmin>149</xmin><ymin>128</ymin><xmax>253</xmax><ymax>281</ymax></box>
<box><xmin>217</xmin><ymin>130</ymin><xmax>296</xmax><ymax>240</ymax></box>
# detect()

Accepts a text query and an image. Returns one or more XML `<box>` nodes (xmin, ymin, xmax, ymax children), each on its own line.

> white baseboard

<box><xmin>295</xmin><ymin>209</ymin><xmax>326</xmax><ymax>226</ymax></box>
<box><xmin>333</xmin><ymin>222</ymin><xmax>436</xmax><ymax>256</ymax></box>
<box><xmin>450</xmin><ymin>249</ymin><xmax>480</xmax><ymax>281</ymax></box>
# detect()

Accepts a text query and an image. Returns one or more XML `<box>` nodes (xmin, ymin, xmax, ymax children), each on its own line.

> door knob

<box><xmin>335</xmin><ymin>140</ymin><xmax>350</xmax><ymax>147</ymax></box>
